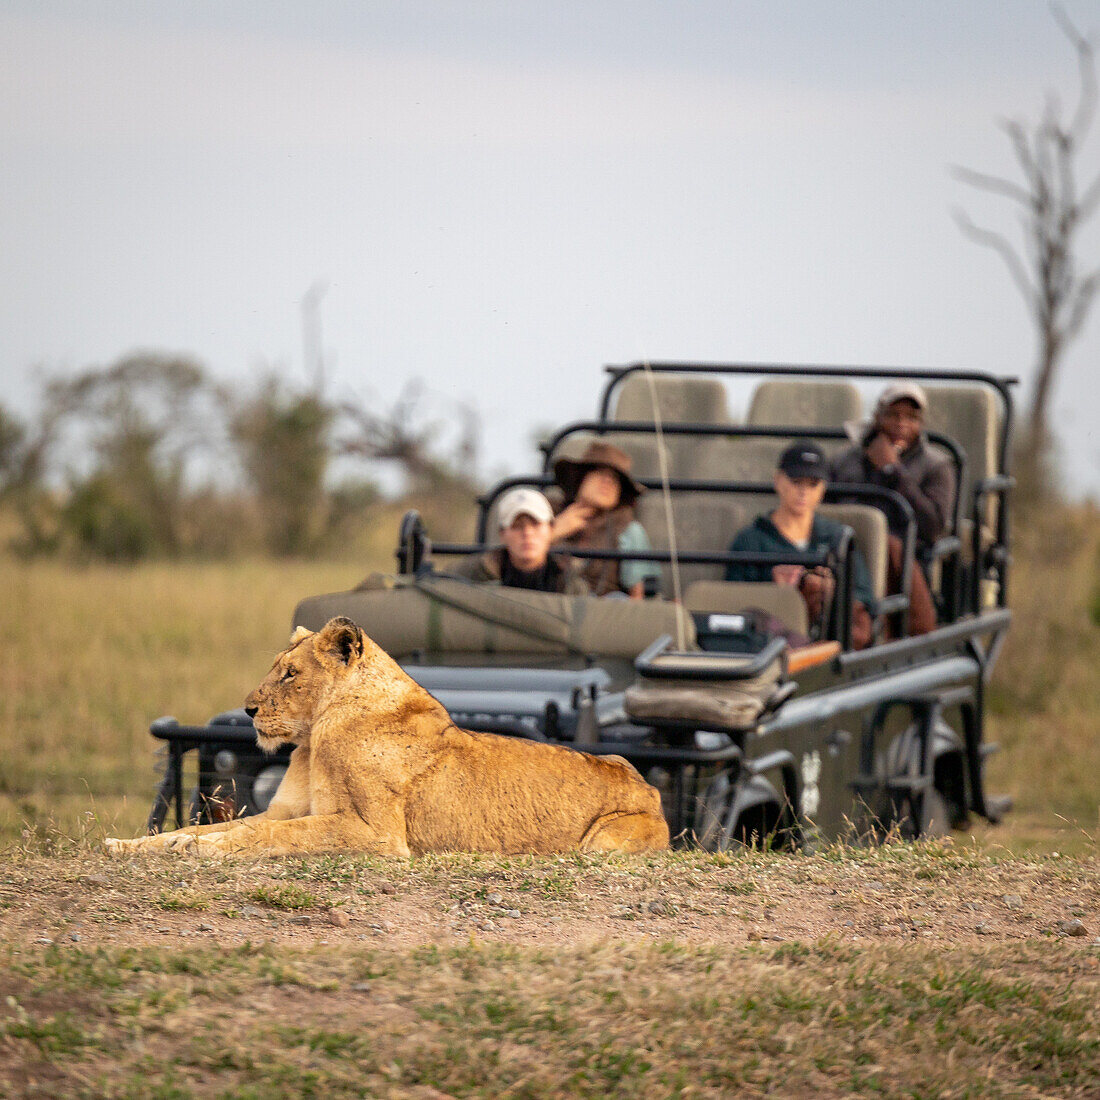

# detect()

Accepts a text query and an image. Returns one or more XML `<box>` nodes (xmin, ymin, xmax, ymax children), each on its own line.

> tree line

<box><xmin>0</xmin><ymin>353</ymin><xmax>480</xmax><ymax>561</ymax></box>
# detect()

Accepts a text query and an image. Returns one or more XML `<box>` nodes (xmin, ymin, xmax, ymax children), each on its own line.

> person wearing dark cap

<box><xmin>828</xmin><ymin>383</ymin><xmax>948</xmax><ymax>635</ymax></box>
<box><xmin>550</xmin><ymin>440</ymin><xmax>662</xmax><ymax>598</ymax></box>
<box><xmin>725</xmin><ymin>441</ymin><xmax>874</xmax><ymax>649</ymax></box>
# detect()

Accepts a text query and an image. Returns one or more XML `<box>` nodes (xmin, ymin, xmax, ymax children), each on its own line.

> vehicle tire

<box><xmin>916</xmin><ymin>787</ymin><xmax>951</xmax><ymax>839</ymax></box>
<box><xmin>696</xmin><ymin>769</ymin><xmax>732</xmax><ymax>850</ymax></box>
<box><xmin>187</xmin><ymin>785</ymin><xmax>237</xmax><ymax>826</ymax></box>
<box><xmin>186</xmin><ymin>785</ymin><xmax>207</xmax><ymax>826</ymax></box>
<box><xmin>883</xmin><ymin>724</ymin><xmax>964</xmax><ymax>840</ymax></box>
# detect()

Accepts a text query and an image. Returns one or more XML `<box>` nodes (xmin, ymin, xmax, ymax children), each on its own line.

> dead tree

<box><xmin>953</xmin><ymin>7</ymin><xmax>1100</xmax><ymax>473</ymax></box>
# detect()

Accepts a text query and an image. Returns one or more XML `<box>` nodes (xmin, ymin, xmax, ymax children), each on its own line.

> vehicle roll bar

<box><xmin>540</xmin><ymin>418</ymin><xmax>966</xmax><ymax>540</ymax></box>
<box><xmin>599</xmin><ymin>361</ymin><xmax>1016</xmax><ymax>473</ymax></box>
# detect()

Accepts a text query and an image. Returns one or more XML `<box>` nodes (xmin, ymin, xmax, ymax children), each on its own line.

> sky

<box><xmin>2</xmin><ymin>0</ymin><xmax>1099</xmax><ymax>494</ymax></box>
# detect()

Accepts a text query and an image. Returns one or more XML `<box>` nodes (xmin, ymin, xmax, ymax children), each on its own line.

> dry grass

<box><xmin>1</xmin><ymin>846</ymin><xmax>1098</xmax><ymax>1098</ymax></box>
<box><xmin>3</xmin><ymin>499</ymin><xmax>1098</xmax><ymax>853</ymax></box>
<box><xmin>0</xmin><ymin>557</ymin><xmax>361</xmax><ymax>844</ymax></box>
<box><xmin>980</xmin><ymin>497</ymin><xmax>1100</xmax><ymax>851</ymax></box>
<box><xmin>1</xmin><ymin>504</ymin><xmax>1099</xmax><ymax>1097</ymax></box>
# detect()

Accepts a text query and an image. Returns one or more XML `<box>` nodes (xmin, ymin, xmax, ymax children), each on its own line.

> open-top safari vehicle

<box><xmin>146</xmin><ymin>362</ymin><xmax>1015</xmax><ymax>849</ymax></box>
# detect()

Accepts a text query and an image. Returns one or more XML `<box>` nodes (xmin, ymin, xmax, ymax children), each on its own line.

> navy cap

<box><xmin>777</xmin><ymin>440</ymin><xmax>827</xmax><ymax>481</ymax></box>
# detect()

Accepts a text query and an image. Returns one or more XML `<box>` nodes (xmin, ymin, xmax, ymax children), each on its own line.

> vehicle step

<box><xmin>851</xmin><ymin>775</ymin><xmax>932</xmax><ymax>794</ymax></box>
<box><xmin>984</xmin><ymin>793</ymin><xmax>1013</xmax><ymax>823</ymax></box>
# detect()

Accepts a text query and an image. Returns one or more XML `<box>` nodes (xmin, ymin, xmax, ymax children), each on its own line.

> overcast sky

<box><xmin>2</xmin><ymin>0</ymin><xmax>1099</xmax><ymax>493</ymax></box>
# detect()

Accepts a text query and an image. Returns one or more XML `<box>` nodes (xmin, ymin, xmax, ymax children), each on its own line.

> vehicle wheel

<box><xmin>696</xmin><ymin>770</ymin><xmax>733</xmax><ymax>850</ymax></box>
<box><xmin>186</xmin><ymin>786</ymin><xmax>207</xmax><ymax>826</ymax></box>
<box><xmin>187</xmin><ymin>785</ymin><xmax>237</xmax><ymax>825</ymax></box>
<box><xmin>917</xmin><ymin>787</ymin><xmax>951</xmax><ymax>839</ymax></box>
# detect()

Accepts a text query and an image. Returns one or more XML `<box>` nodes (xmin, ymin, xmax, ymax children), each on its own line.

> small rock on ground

<box><xmin>1058</xmin><ymin>919</ymin><xmax>1088</xmax><ymax>937</ymax></box>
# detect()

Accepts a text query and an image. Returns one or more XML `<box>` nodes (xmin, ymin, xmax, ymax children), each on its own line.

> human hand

<box><xmin>772</xmin><ymin>564</ymin><xmax>805</xmax><ymax>587</ymax></box>
<box><xmin>865</xmin><ymin>431</ymin><xmax>898</xmax><ymax>469</ymax></box>
<box><xmin>799</xmin><ymin>567</ymin><xmax>835</xmax><ymax>621</ymax></box>
<box><xmin>552</xmin><ymin>501</ymin><xmax>596</xmax><ymax>539</ymax></box>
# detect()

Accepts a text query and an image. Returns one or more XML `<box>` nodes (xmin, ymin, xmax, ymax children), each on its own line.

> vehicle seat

<box><xmin>922</xmin><ymin>384</ymin><xmax>1003</xmax><ymax>536</ymax></box>
<box><xmin>611</xmin><ymin>373</ymin><xmax>733</xmax><ymax>425</ymax></box>
<box><xmin>818</xmin><ymin>502</ymin><xmax>889</xmax><ymax>603</ymax></box>
<box><xmin>294</xmin><ymin>580</ymin><xmax>697</xmax><ymax>660</ymax></box>
<box><xmin>690</xmin><ymin>436</ymin><xmax>787</xmax><ymax>482</ymax></box>
<box><xmin>747</xmin><ymin>379</ymin><xmax>863</xmax><ymax>431</ymax></box>
<box><xmin>635</xmin><ymin>492</ymin><xmax>747</xmax><ymax>595</ymax></box>
<box><xmin>546</xmin><ymin>429</ymin><xmax>684</xmax><ymax>482</ymax></box>
<box><xmin>610</xmin><ymin>374</ymin><xmax>733</xmax><ymax>479</ymax></box>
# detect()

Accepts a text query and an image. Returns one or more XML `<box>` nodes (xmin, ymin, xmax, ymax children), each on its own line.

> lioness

<box><xmin>107</xmin><ymin>616</ymin><xmax>669</xmax><ymax>857</ymax></box>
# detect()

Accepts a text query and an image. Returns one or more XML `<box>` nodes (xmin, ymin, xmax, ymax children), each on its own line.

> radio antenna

<box><xmin>640</xmin><ymin>359</ymin><xmax>686</xmax><ymax>650</ymax></box>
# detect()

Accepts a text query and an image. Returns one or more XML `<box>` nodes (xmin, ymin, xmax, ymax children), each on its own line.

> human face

<box><xmin>500</xmin><ymin>513</ymin><xmax>553</xmax><ymax>572</ymax></box>
<box><xmin>576</xmin><ymin>466</ymin><xmax>622</xmax><ymax>511</ymax></box>
<box><xmin>877</xmin><ymin>398</ymin><xmax>923</xmax><ymax>450</ymax></box>
<box><xmin>774</xmin><ymin>470</ymin><xmax>825</xmax><ymax>518</ymax></box>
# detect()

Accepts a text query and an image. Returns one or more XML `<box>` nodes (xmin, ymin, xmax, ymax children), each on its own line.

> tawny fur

<box><xmin>106</xmin><ymin>617</ymin><xmax>669</xmax><ymax>858</ymax></box>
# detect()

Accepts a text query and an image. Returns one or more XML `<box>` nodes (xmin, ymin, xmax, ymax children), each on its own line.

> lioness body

<box><xmin>108</xmin><ymin>617</ymin><xmax>668</xmax><ymax>857</ymax></box>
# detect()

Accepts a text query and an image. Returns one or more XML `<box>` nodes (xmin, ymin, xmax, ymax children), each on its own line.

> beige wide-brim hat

<box><xmin>552</xmin><ymin>440</ymin><xmax>645</xmax><ymax>506</ymax></box>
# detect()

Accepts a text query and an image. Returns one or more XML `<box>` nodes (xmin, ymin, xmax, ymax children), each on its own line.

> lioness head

<box><xmin>244</xmin><ymin>616</ymin><xmax>380</xmax><ymax>750</ymax></box>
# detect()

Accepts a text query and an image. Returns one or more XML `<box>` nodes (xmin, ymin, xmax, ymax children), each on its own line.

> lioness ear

<box><xmin>290</xmin><ymin>625</ymin><xmax>313</xmax><ymax>646</ymax></box>
<box><xmin>315</xmin><ymin>616</ymin><xmax>364</xmax><ymax>667</ymax></box>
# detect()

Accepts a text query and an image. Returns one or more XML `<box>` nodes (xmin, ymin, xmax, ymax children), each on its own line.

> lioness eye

<box><xmin>281</xmin><ymin>667</ymin><xmax>297</xmax><ymax>681</ymax></box>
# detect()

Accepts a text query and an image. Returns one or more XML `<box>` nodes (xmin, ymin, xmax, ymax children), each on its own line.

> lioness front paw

<box><xmin>105</xmin><ymin>835</ymin><xmax>164</xmax><ymax>856</ymax></box>
<box><xmin>106</xmin><ymin>832</ymin><xmax>201</xmax><ymax>856</ymax></box>
<box><xmin>188</xmin><ymin>834</ymin><xmax>233</xmax><ymax>857</ymax></box>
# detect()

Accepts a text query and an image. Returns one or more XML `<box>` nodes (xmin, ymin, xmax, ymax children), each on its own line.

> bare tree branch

<box><xmin>1064</xmin><ymin>267</ymin><xmax>1100</xmax><ymax>341</ymax></box>
<box><xmin>949</xmin><ymin>165</ymin><xmax>1031</xmax><ymax>206</ymax></box>
<box><xmin>1052</xmin><ymin>4</ymin><xmax>1097</xmax><ymax>144</ymax></box>
<box><xmin>1079</xmin><ymin>167</ymin><xmax>1100</xmax><ymax>218</ymax></box>
<box><xmin>952</xmin><ymin>208</ymin><xmax>1037</xmax><ymax>308</ymax></box>
<box><xmin>954</xmin><ymin>7</ymin><xmax>1100</xmax><ymax>463</ymax></box>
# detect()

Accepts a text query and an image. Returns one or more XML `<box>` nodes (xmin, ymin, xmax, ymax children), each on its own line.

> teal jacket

<box><xmin>725</xmin><ymin>513</ymin><xmax>875</xmax><ymax>613</ymax></box>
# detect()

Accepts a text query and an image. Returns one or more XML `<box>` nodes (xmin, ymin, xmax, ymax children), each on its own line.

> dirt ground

<box><xmin>3</xmin><ymin>844</ymin><xmax>1097</xmax><ymax>956</ymax></box>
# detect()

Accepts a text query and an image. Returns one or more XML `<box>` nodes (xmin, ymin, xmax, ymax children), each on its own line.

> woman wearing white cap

<box><xmin>450</xmin><ymin>488</ymin><xmax>589</xmax><ymax>594</ymax></box>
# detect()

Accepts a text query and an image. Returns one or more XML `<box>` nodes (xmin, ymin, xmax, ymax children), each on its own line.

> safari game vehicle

<box><xmin>146</xmin><ymin>362</ymin><xmax>1015</xmax><ymax>850</ymax></box>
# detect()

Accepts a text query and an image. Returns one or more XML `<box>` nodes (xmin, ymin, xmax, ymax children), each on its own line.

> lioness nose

<box><xmin>245</xmin><ymin>705</ymin><xmax>258</xmax><ymax>719</ymax></box>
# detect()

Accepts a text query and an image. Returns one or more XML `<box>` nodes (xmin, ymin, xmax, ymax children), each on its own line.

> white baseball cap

<box><xmin>497</xmin><ymin>488</ymin><xmax>554</xmax><ymax>528</ymax></box>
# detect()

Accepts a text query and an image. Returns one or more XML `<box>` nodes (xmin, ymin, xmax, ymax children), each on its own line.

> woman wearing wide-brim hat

<box><xmin>550</xmin><ymin>440</ymin><xmax>661</xmax><ymax>599</ymax></box>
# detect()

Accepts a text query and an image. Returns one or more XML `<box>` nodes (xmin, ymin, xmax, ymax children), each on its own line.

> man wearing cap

<box><xmin>450</xmin><ymin>487</ymin><xmax>588</xmax><ymax>595</ymax></box>
<box><xmin>828</xmin><ymin>383</ymin><xmax>951</xmax><ymax>635</ymax></box>
<box><xmin>829</xmin><ymin>383</ymin><xmax>954</xmax><ymax>552</ymax></box>
<box><xmin>550</xmin><ymin>440</ymin><xmax>662</xmax><ymax>599</ymax></box>
<box><xmin>725</xmin><ymin>441</ymin><xmax>874</xmax><ymax>649</ymax></box>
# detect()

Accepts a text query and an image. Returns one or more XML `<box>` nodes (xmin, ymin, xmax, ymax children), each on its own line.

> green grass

<box><xmin>248</xmin><ymin>882</ymin><xmax>325</xmax><ymax>911</ymax></box>
<box><xmin>2</xmin><ymin>935</ymin><xmax>1097</xmax><ymax>1097</ymax></box>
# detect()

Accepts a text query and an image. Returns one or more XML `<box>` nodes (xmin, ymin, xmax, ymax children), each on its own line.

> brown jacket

<box><xmin>556</xmin><ymin>504</ymin><xmax>638</xmax><ymax>597</ymax></box>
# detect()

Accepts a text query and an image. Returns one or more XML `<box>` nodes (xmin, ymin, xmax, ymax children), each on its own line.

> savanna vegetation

<box><xmin>2</xmin><ymin>356</ymin><xmax>1100</xmax><ymax>1097</ymax></box>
